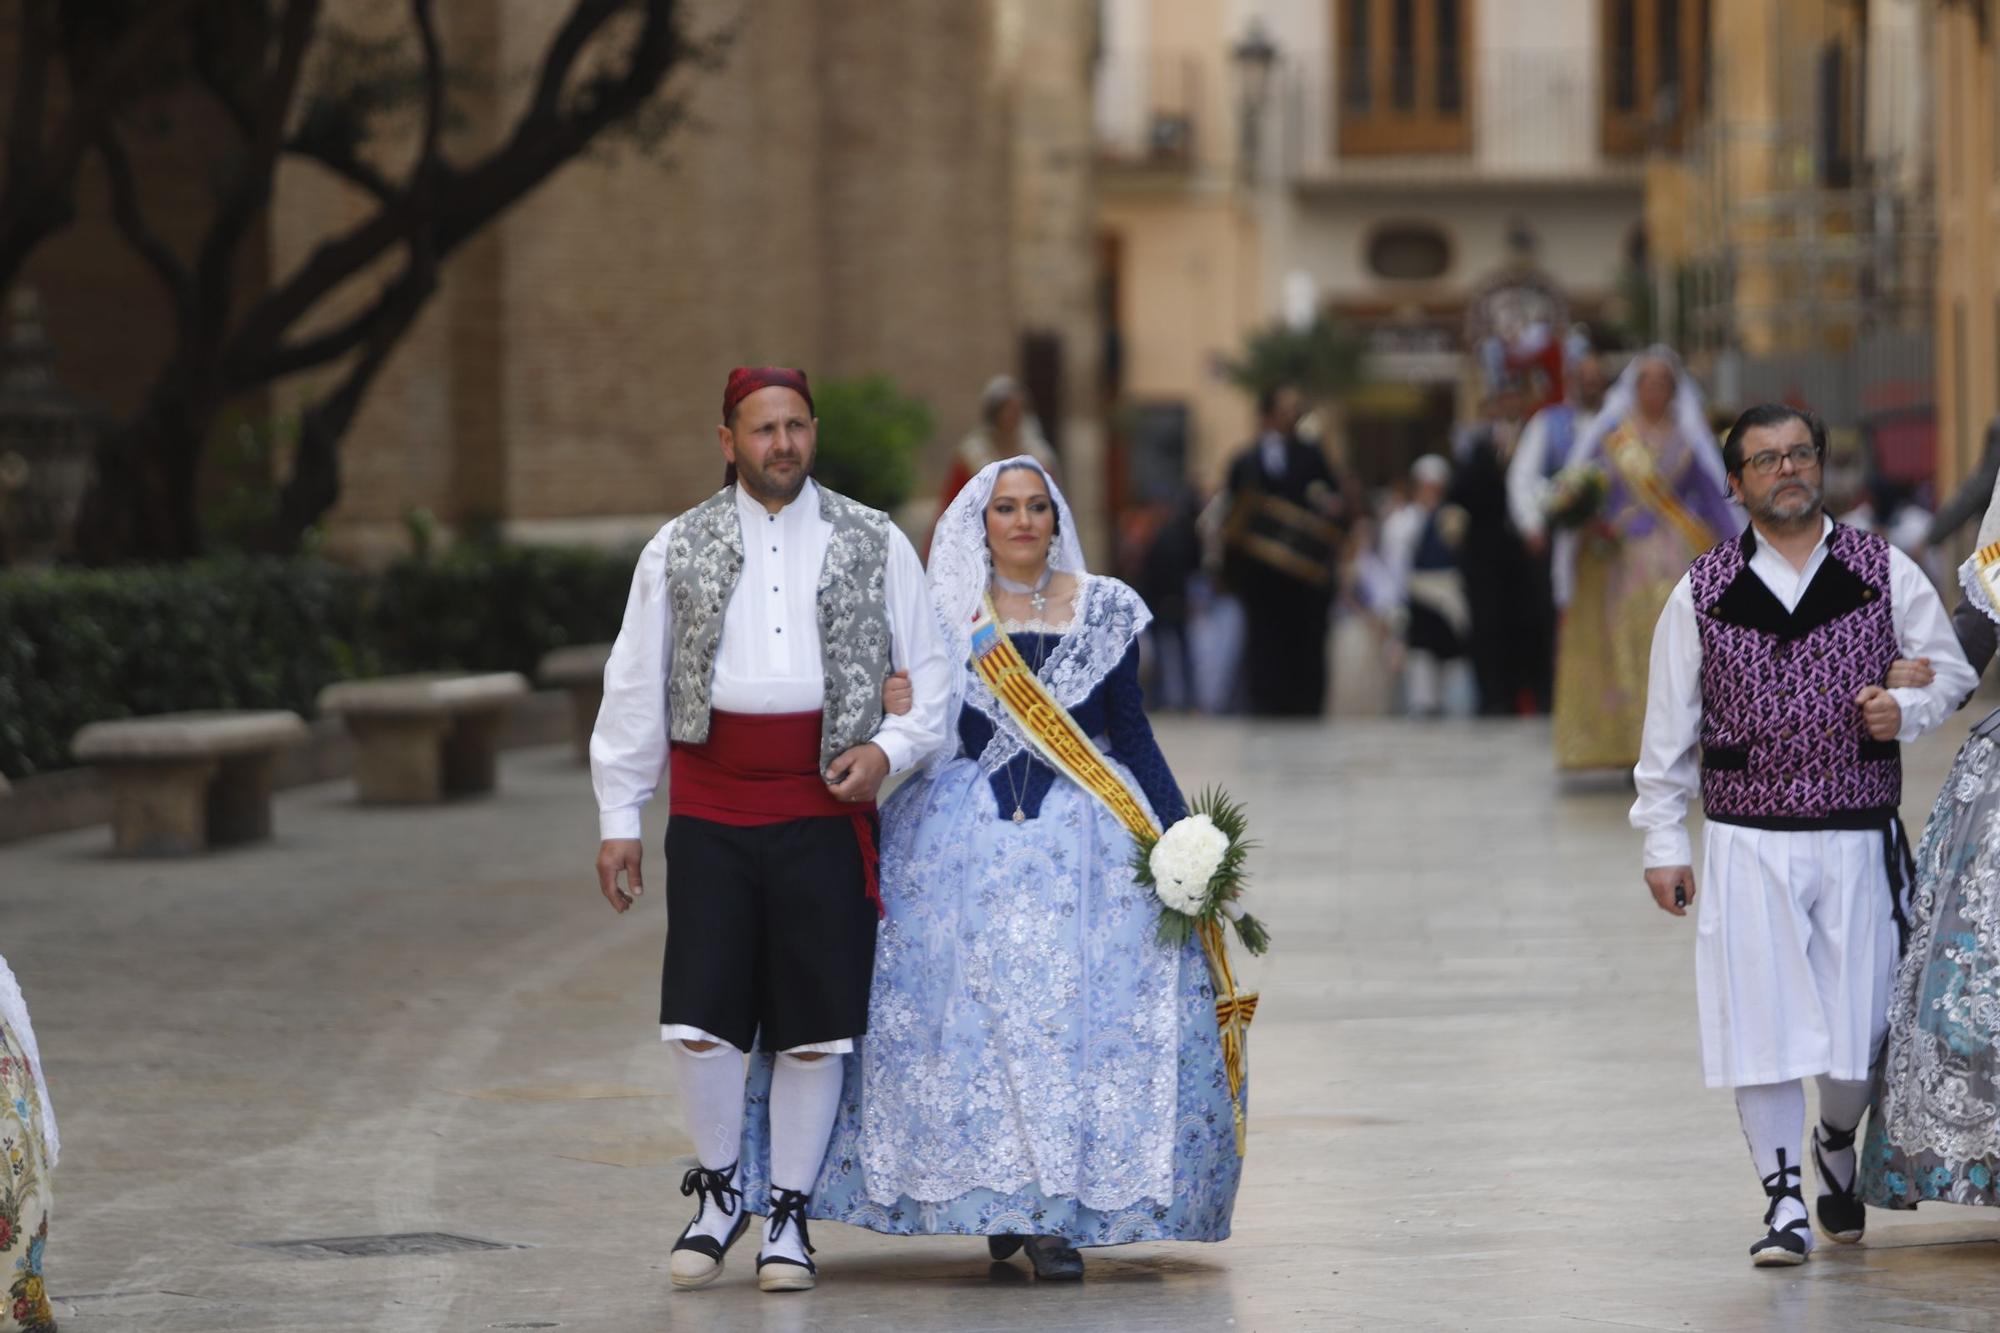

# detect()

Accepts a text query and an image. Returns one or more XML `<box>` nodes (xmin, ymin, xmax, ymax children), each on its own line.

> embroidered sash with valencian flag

<box><xmin>969</xmin><ymin>594</ymin><xmax>1258</xmax><ymax>1153</ymax></box>
<box><xmin>1603</xmin><ymin>425</ymin><xmax>1720</xmax><ymax>555</ymax></box>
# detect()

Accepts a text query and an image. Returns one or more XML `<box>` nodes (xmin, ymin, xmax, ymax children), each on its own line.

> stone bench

<box><xmin>537</xmin><ymin>644</ymin><xmax>612</xmax><ymax>764</ymax></box>
<box><xmin>71</xmin><ymin>710</ymin><xmax>309</xmax><ymax>855</ymax></box>
<box><xmin>317</xmin><ymin>672</ymin><xmax>530</xmax><ymax>804</ymax></box>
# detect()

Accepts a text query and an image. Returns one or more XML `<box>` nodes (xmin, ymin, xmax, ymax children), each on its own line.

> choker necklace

<box><xmin>993</xmin><ymin>565</ymin><xmax>1052</xmax><ymax>619</ymax></box>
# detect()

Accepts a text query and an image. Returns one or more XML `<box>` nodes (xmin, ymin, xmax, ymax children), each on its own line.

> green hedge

<box><xmin>0</xmin><ymin>545</ymin><xmax>637</xmax><ymax>780</ymax></box>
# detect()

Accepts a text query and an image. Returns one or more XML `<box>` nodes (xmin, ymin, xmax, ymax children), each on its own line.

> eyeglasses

<box><xmin>1743</xmin><ymin>443</ymin><xmax>1821</xmax><ymax>476</ymax></box>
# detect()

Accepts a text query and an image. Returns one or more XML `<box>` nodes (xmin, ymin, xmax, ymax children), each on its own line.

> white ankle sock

<box><xmin>762</xmin><ymin>1051</ymin><xmax>843</xmax><ymax>1265</ymax></box>
<box><xmin>670</xmin><ymin>1040</ymin><xmax>746</xmax><ymax>1244</ymax></box>
<box><xmin>1813</xmin><ymin>1075</ymin><xmax>1871</xmax><ymax>1193</ymax></box>
<box><xmin>1736</xmin><ymin>1080</ymin><xmax>1810</xmax><ymax>1242</ymax></box>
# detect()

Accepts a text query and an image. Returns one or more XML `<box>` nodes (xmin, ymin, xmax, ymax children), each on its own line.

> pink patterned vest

<box><xmin>1691</xmin><ymin>522</ymin><xmax>1901</xmax><ymax>828</ymax></box>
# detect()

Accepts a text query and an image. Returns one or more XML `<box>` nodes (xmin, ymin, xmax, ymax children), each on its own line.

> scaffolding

<box><xmin>1671</xmin><ymin>11</ymin><xmax>1935</xmax><ymax>379</ymax></box>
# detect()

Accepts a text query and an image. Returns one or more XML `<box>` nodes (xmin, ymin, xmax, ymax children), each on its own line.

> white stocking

<box><xmin>670</xmin><ymin>1039</ymin><xmax>746</xmax><ymax>1244</ymax></box>
<box><xmin>763</xmin><ymin>1050</ymin><xmax>843</xmax><ymax>1265</ymax></box>
<box><xmin>1813</xmin><ymin>1075</ymin><xmax>1871</xmax><ymax>1194</ymax></box>
<box><xmin>1735</xmin><ymin>1080</ymin><xmax>1809</xmax><ymax>1241</ymax></box>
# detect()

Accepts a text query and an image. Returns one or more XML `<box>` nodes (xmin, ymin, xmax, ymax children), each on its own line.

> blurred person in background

<box><xmin>1509</xmin><ymin>346</ymin><xmax>1609</xmax><ymax>655</ymax></box>
<box><xmin>927</xmin><ymin>375</ymin><xmax>1057</xmax><ymax>554</ymax></box>
<box><xmin>1222</xmin><ymin>383</ymin><xmax>1346</xmax><ymax>716</ymax></box>
<box><xmin>1448</xmin><ymin>385</ymin><xmax>1539</xmax><ymax>716</ymax></box>
<box><xmin>1927</xmin><ymin>414</ymin><xmax>2000</xmax><ymax>549</ymax></box>
<box><xmin>1138</xmin><ymin>490</ymin><xmax>1204</xmax><ymax>712</ymax></box>
<box><xmin>1553</xmin><ymin>347</ymin><xmax>1739</xmax><ymax>773</ymax></box>
<box><xmin>1382</xmin><ymin>454</ymin><xmax>1471</xmax><ymax>717</ymax></box>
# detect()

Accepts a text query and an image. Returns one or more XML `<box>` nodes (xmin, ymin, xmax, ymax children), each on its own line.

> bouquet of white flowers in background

<box><xmin>1131</xmin><ymin>787</ymin><xmax>1268</xmax><ymax>956</ymax></box>
<box><xmin>1541</xmin><ymin>461</ymin><xmax>1608</xmax><ymax>530</ymax></box>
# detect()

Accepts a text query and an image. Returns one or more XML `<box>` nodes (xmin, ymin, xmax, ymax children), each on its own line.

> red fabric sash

<box><xmin>669</xmin><ymin>710</ymin><xmax>881</xmax><ymax>916</ymax></box>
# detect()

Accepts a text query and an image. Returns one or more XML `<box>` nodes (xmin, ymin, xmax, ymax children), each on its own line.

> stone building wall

<box><xmin>287</xmin><ymin>0</ymin><xmax>1065</xmax><ymax>561</ymax></box>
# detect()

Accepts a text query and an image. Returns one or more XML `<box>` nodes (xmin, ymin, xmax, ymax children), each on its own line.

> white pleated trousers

<box><xmin>1695</xmin><ymin>822</ymin><xmax>1899</xmax><ymax>1089</ymax></box>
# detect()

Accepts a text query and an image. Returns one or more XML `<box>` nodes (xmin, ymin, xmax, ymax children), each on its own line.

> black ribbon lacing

<box><xmin>1760</xmin><ymin>1148</ymin><xmax>1805</xmax><ymax>1227</ymax></box>
<box><xmin>679</xmin><ymin>1164</ymin><xmax>742</xmax><ymax>1222</ymax></box>
<box><xmin>1882</xmin><ymin>815</ymin><xmax>1915</xmax><ymax>953</ymax></box>
<box><xmin>765</xmin><ymin>1187</ymin><xmax>816</xmax><ymax>1255</ymax></box>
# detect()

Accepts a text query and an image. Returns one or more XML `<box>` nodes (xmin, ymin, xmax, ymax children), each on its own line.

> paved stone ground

<box><xmin>9</xmin><ymin>713</ymin><xmax>2000</xmax><ymax>1331</ymax></box>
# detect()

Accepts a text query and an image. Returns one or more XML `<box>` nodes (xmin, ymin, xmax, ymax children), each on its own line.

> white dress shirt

<box><xmin>591</xmin><ymin>479</ymin><xmax>950</xmax><ymax>841</ymax></box>
<box><xmin>1631</xmin><ymin>515</ymin><xmax>1977</xmax><ymax>869</ymax></box>
<box><xmin>1507</xmin><ymin>405</ymin><xmax>1601</xmax><ymax>540</ymax></box>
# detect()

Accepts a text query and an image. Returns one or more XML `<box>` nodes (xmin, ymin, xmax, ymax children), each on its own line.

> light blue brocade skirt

<box><xmin>730</xmin><ymin>756</ymin><xmax>1242</xmax><ymax>1246</ymax></box>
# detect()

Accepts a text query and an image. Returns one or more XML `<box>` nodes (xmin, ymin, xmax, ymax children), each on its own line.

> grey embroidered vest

<box><xmin>664</xmin><ymin>484</ymin><xmax>893</xmax><ymax>773</ymax></box>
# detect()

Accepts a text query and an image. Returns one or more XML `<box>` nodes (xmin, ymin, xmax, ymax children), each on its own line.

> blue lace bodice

<box><xmin>956</xmin><ymin>636</ymin><xmax>1188</xmax><ymax>826</ymax></box>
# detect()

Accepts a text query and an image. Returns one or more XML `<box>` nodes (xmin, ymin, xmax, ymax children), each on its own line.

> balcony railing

<box><xmin>1093</xmin><ymin>52</ymin><xmax>1205</xmax><ymax>172</ymax></box>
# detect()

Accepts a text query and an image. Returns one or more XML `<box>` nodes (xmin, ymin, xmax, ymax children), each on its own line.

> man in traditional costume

<box><xmin>1631</xmin><ymin>403</ymin><xmax>1975</xmax><ymax>1267</ymax></box>
<box><xmin>1222</xmin><ymin>383</ymin><xmax>1345</xmax><ymax>716</ymax></box>
<box><xmin>590</xmin><ymin>366</ymin><xmax>949</xmax><ymax>1293</ymax></box>
<box><xmin>1508</xmin><ymin>347</ymin><xmax>1608</xmax><ymax>673</ymax></box>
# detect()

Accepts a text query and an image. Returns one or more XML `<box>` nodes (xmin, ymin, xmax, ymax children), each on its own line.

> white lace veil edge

<box><xmin>1575</xmin><ymin>344</ymin><xmax>1728</xmax><ymax>492</ymax></box>
<box><xmin>924</xmin><ymin>456</ymin><xmax>1089</xmax><ymax>775</ymax></box>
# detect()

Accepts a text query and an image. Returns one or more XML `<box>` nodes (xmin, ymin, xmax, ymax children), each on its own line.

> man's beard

<box><xmin>1751</xmin><ymin>478</ymin><xmax>1822</xmax><ymax>528</ymax></box>
<box><xmin>737</xmin><ymin>451</ymin><xmax>810</xmax><ymax>506</ymax></box>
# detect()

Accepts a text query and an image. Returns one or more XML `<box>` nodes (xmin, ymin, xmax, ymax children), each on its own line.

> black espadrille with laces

<box><xmin>1750</xmin><ymin>1148</ymin><xmax>1813</xmax><ymax>1268</ymax></box>
<box><xmin>670</xmin><ymin>1163</ymin><xmax>750</xmax><ymax>1289</ymax></box>
<box><xmin>1813</xmin><ymin>1120</ymin><xmax>1867</xmax><ymax>1243</ymax></box>
<box><xmin>756</xmin><ymin>1187</ymin><xmax>819</xmax><ymax>1292</ymax></box>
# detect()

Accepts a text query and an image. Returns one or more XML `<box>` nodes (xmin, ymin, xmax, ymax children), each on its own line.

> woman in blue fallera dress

<box><xmin>735</xmin><ymin>457</ymin><xmax>1241</xmax><ymax>1278</ymax></box>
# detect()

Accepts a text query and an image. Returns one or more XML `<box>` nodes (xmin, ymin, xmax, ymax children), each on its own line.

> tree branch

<box><xmin>277</xmin><ymin>233</ymin><xmax>438</xmax><ymax>542</ymax></box>
<box><xmin>0</xmin><ymin>0</ymin><xmax>206</xmax><ymax>294</ymax></box>
<box><xmin>227</xmin><ymin>0</ymin><xmax>650</xmax><ymax>366</ymax></box>
<box><xmin>245</xmin><ymin>248</ymin><xmax>438</xmax><ymax>384</ymax></box>
<box><xmin>526</xmin><ymin>0</ymin><xmax>627</xmax><ymax>126</ymax></box>
<box><xmin>441</xmin><ymin>0</ymin><xmax>684</xmax><ymax>250</ymax></box>
<box><xmin>282</xmin><ymin>136</ymin><xmax>398</xmax><ymax>203</ymax></box>
<box><xmin>411</xmin><ymin>0</ymin><xmax>445</xmax><ymax>172</ymax></box>
<box><xmin>197</xmin><ymin>0</ymin><xmax>321</xmax><ymax>319</ymax></box>
<box><xmin>97</xmin><ymin>127</ymin><xmax>198</xmax><ymax>333</ymax></box>
<box><xmin>191</xmin><ymin>30</ymin><xmax>260</xmax><ymax>142</ymax></box>
<box><xmin>5</xmin><ymin>1</ymin><xmax>55</xmax><ymax>190</ymax></box>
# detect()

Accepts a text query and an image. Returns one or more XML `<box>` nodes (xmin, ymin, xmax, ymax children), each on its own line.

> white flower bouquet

<box><xmin>1541</xmin><ymin>461</ymin><xmax>1608</xmax><ymax>530</ymax></box>
<box><xmin>1131</xmin><ymin>787</ymin><xmax>1269</xmax><ymax>956</ymax></box>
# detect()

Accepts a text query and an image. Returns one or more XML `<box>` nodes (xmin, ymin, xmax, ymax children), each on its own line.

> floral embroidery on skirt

<box><xmin>1864</xmin><ymin>720</ymin><xmax>2000</xmax><ymax>1210</ymax></box>
<box><xmin>0</xmin><ymin>1024</ymin><xmax>54</xmax><ymax>1332</ymax></box>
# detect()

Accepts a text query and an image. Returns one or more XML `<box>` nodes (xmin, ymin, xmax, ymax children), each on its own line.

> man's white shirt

<box><xmin>1629</xmin><ymin>515</ymin><xmax>1977</xmax><ymax>869</ymax></box>
<box><xmin>591</xmin><ymin>479</ymin><xmax>950</xmax><ymax>841</ymax></box>
<box><xmin>1506</xmin><ymin>405</ymin><xmax>1600</xmax><ymax>541</ymax></box>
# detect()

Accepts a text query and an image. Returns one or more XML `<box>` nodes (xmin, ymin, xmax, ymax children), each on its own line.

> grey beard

<box><xmin>1751</xmin><ymin>481</ymin><xmax>1823</xmax><ymax>529</ymax></box>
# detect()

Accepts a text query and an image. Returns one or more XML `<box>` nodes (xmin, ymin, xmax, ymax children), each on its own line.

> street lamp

<box><xmin>1231</xmin><ymin>16</ymin><xmax>1279</xmax><ymax>182</ymax></box>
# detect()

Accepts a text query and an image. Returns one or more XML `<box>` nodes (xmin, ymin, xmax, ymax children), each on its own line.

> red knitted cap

<box><xmin>723</xmin><ymin>366</ymin><xmax>813</xmax><ymax>421</ymax></box>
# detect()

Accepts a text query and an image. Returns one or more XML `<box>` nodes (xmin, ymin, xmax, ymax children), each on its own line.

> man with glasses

<box><xmin>1630</xmin><ymin>403</ymin><xmax>1976</xmax><ymax>1268</ymax></box>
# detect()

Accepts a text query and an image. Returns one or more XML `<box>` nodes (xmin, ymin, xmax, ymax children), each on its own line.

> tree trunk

<box><xmin>75</xmin><ymin>385</ymin><xmax>212</xmax><ymax>563</ymax></box>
